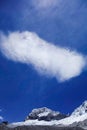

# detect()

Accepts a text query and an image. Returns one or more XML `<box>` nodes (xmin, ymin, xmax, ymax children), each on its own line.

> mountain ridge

<box><xmin>1</xmin><ymin>101</ymin><xmax>87</xmax><ymax>130</ymax></box>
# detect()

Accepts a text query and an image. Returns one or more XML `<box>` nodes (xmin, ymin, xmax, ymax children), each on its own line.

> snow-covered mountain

<box><xmin>1</xmin><ymin>101</ymin><xmax>87</xmax><ymax>130</ymax></box>
<box><xmin>25</xmin><ymin>107</ymin><xmax>67</xmax><ymax>121</ymax></box>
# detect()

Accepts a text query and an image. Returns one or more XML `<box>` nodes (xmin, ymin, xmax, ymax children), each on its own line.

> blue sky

<box><xmin>0</xmin><ymin>0</ymin><xmax>87</xmax><ymax>122</ymax></box>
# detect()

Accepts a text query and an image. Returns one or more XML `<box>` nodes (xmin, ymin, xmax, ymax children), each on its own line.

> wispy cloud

<box><xmin>0</xmin><ymin>31</ymin><xmax>86</xmax><ymax>82</ymax></box>
<box><xmin>0</xmin><ymin>109</ymin><xmax>3</xmax><ymax>121</ymax></box>
<box><xmin>0</xmin><ymin>116</ymin><xmax>3</xmax><ymax>121</ymax></box>
<box><xmin>32</xmin><ymin>0</ymin><xmax>58</xmax><ymax>9</ymax></box>
<box><xmin>31</xmin><ymin>0</ymin><xmax>61</xmax><ymax>15</ymax></box>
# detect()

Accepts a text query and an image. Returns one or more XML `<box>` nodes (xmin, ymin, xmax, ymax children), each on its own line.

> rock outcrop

<box><xmin>25</xmin><ymin>107</ymin><xmax>67</xmax><ymax>121</ymax></box>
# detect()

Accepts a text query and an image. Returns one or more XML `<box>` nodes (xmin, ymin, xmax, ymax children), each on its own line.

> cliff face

<box><xmin>0</xmin><ymin>125</ymin><xmax>84</xmax><ymax>130</ymax></box>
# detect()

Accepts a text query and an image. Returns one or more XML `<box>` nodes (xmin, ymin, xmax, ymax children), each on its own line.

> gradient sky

<box><xmin>0</xmin><ymin>0</ymin><xmax>87</xmax><ymax>123</ymax></box>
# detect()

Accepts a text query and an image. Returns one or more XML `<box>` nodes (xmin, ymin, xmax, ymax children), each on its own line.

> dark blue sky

<box><xmin>0</xmin><ymin>0</ymin><xmax>87</xmax><ymax>122</ymax></box>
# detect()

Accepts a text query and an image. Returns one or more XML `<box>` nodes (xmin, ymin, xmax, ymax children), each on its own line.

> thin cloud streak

<box><xmin>0</xmin><ymin>116</ymin><xmax>3</xmax><ymax>121</ymax></box>
<box><xmin>31</xmin><ymin>0</ymin><xmax>61</xmax><ymax>16</ymax></box>
<box><xmin>32</xmin><ymin>0</ymin><xmax>58</xmax><ymax>9</ymax></box>
<box><xmin>0</xmin><ymin>109</ymin><xmax>3</xmax><ymax>121</ymax></box>
<box><xmin>0</xmin><ymin>31</ymin><xmax>86</xmax><ymax>82</ymax></box>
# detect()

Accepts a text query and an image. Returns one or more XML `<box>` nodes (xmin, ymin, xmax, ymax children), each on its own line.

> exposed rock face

<box><xmin>25</xmin><ymin>107</ymin><xmax>67</xmax><ymax>121</ymax></box>
<box><xmin>70</xmin><ymin>119</ymin><xmax>87</xmax><ymax>129</ymax></box>
<box><xmin>0</xmin><ymin>125</ymin><xmax>84</xmax><ymax>130</ymax></box>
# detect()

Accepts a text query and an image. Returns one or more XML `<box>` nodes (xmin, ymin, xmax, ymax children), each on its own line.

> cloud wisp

<box><xmin>0</xmin><ymin>109</ymin><xmax>3</xmax><ymax>121</ymax></box>
<box><xmin>32</xmin><ymin>0</ymin><xmax>58</xmax><ymax>9</ymax></box>
<box><xmin>0</xmin><ymin>31</ymin><xmax>86</xmax><ymax>82</ymax></box>
<box><xmin>31</xmin><ymin>0</ymin><xmax>61</xmax><ymax>15</ymax></box>
<box><xmin>0</xmin><ymin>116</ymin><xmax>3</xmax><ymax>121</ymax></box>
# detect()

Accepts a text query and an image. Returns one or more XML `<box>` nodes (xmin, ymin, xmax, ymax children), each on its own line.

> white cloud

<box><xmin>0</xmin><ymin>31</ymin><xmax>86</xmax><ymax>81</ymax></box>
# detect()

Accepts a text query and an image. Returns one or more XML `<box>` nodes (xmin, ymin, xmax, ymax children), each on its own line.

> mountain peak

<box><xmin>82</xmin><ymin>100</ymin><xmax>87</xmax><ymax>106</ymax></box>
<box><xmin>30</xmin><ymin>107</ymin><xmax>54</xmax><ymax>115</ymax></box>
<box><xmin>71</xmin><ymin>101</ymin><xmax>87</xmax><ymax>116</ymax></box>
<box><xmin>25</xmin><ymin>107</ymin><xmax>67</xmax><ymax>121</ymax></box>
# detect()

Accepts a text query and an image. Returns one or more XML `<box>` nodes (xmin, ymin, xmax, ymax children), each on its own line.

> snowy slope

<box><xmin>8</xmin><ymin>113</ymin><xmax>87</xmax><ymax>128</ymax></box>
<box><xmin>57</xmin><ymin>113</ymin><xmax>87</xmax><ymax>125</ymax></box>
<box><xmin>71</xmin><ymin>101</ymin><xmax>87</xmax><ymax>116</ymax></box>
<box><xmin>56</xmin><ymin>100</ymin><xmax>87</xmax><ymax>126</ymax></box>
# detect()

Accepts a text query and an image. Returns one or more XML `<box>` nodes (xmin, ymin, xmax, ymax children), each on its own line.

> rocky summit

<box><xmin>25</xmin><ymin>107</ymin><xmax>67</xmax><ymax>121</ymax></box>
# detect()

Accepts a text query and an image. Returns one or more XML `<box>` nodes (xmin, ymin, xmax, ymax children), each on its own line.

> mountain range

<box><xmin>1</xmin><ymin>101</ymin><xmax>87</xmax><ymax>130</ymax></box>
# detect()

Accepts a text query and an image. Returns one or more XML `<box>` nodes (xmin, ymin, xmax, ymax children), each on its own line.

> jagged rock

<box><xmin>1</xmin><ymin>121</ymin><xmax>9</xmax><ymax>125</ymax></box>
<box><xmin>70</xmin><ymin>119</ymin><xmax>87</xmax><ymax>129</ymax></box>
<box><xmin>25</xmin><ymin>107</ymin><xmax>67</xmax><ymax>121</ymax></box>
